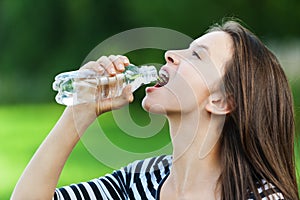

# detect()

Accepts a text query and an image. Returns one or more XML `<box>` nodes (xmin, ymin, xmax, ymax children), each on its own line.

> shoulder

<box><xmin>115</xmin><ymin>155</ymin><xmax>172</xmax><ymax>199</ymax></box>
<box><xmin>54</xmin><ymin>155</ymin><xmax>172</xmax><ymax>200</ymax></box>
<box><xmin>122</xmin><ymin>154</ymin><xmax>172</xmax><ymax>174</ymax></box>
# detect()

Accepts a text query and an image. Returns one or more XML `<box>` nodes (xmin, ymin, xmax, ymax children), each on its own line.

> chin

<box><xmin>142</xmin><ymin>97</ymin><xmax>167</xmax><ymax>115</ymax></box>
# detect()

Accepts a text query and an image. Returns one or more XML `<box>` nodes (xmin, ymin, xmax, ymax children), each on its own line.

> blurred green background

<box><xmin>1</xmin><ymin>0</ymin><xmax>300</xmax><ymax>199</ymax></box>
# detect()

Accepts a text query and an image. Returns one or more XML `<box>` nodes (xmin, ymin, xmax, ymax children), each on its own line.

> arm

<box><xmin>12</xmin><ymin>106</ymin><xmax>92</xmax><ymax>199</ymax></box>
<box><xmin>11</xmin><ymin>55</ymin><xmax>133</xmax><ymax>200</ymax></box>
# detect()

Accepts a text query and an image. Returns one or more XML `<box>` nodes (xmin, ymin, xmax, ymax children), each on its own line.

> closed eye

<box><xmin>192</xmin><ymin>51</ymin><xmax>201</xmax><ymax>60</ymax></box>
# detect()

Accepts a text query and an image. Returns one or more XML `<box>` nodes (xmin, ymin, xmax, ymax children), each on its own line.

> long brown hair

<box><xmin>209</xmin><ymin>20</ymin><xmax>299</xmax><ymax>199</ymax></box>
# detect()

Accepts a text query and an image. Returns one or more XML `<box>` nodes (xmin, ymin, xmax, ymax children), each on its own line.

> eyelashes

<box><xmin>192</xmin><ymin>48</ymin><xmax>210</xmax><ymax>61</ymax></box>
<box><xmin>192</xmin><ymin>51</ymin><xmax>201</xmax><ymax>60</ymax></box>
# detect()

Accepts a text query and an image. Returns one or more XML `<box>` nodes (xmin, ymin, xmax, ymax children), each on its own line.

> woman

<box><xmin>12</xmin><ymin>20</ymin><xmax>299</xmax><ymax>199</ymax></box>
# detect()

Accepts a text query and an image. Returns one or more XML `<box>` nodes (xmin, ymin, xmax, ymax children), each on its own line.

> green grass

<box><xmin>0</xmin><ymin>104</ymin><xmax>110</xmax><ymax>199</ymax></box>
<box><xmin>0</xmin><ymin>103</ymin><xmax>171</xmax><ymax>199</ymax></box>
<box><xmin>0</xmin><ymin>103</ymin><xmax>299</xmax><ymax>199</ymax></box>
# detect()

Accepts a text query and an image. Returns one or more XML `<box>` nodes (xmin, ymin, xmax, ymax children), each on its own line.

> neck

<box><xmin>165</xmin><ymin>110</ymin><xmax>222</xmax><ymax>197</ymax></box>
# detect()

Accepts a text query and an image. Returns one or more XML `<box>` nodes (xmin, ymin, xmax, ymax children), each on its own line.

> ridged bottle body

<box><xmin>52</xmin><ymin>65</ymin><xmax>157</xmax><ymax>106</ymax></box>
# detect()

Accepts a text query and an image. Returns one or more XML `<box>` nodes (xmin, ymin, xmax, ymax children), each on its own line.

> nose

<box><xmin>165</xmin><ymin>50</ymin><xmax>180</xmax><ymax>65</ymax></box>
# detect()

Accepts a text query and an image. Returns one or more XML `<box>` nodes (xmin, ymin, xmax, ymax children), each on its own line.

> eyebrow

<box><xmin>189</xmin><ymin>43</ymin><xmax>210</xmax><ymax>54</ymax></box>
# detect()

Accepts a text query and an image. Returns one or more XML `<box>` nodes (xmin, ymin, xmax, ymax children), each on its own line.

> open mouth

<box><xmin>155</xmin><ymin>69</ymin><xmax>169</xmax><ymax>87</ymax></box>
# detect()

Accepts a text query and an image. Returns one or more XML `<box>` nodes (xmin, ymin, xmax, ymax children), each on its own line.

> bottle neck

<box><xmin>137</xmin><ymin>65</ymin><xmax>158</xmax><ymax>84</ymax></box>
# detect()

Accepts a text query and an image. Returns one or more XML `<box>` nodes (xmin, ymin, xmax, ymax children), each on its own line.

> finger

<box><xmin>110</xmin><ymin>94</ymin><xmax>133</xmax><ymax>111</ymax></box>
<box><xmin>120</xmin><ymin>56</ymin><xmax>130</xmax><ymax>66</ymax></box>
<box><xmin>120</xmin><ymin>85</ymin><xmax>134</xmax><ymax>103</ymax></box>
<box><xmin>97</xmin><ymin>56</ymin><xmax>116</xmax><ymax>75</ymax></box>
<box><xmin>105</xmin><ymin>85</ymin><xmax>133</xmax><ymax>110</ymax></box>
<box><xmin>80</xmin><ymin>61</ymin><xmax>98</xmax><ymax>70</ymax></box>
<box><xmin>108</xmin><ymin>55</ymin><xmax>126</xmax><ymax>72</ymax></box>
<box><xmin>96</xmin><ymin>85</ymin><xmax>134</xmax><ymax>115</ymax></box>
<box><xmin>109</xmin><ymin>55</ymin><xmax>131</xmax><ymax>71</ymax></box>
<box><xmin>80</xmin><ymin>61</ymin><xmax>105</xmax><ymax>75</ymax></box>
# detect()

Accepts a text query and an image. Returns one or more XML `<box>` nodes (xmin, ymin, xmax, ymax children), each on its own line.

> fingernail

<box><xmin>111</xmin><ymin>68</ymin><xmax>116</xmax><ymax>74</ymax></box>
<box><xmin>124</xmin><ymin>58</ymin><xmax>129</xmax><ymax>64</ymax></box>
<box><xmin>118</xmin><ymin>64</ymin><xmax>125</xmax><ymax>70</ymax></box>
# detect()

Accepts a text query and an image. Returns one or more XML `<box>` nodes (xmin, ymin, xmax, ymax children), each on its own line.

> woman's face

<box><xmin>142</xmin><ymin>31</ymin><xmax>233</xmax><ymax>115</ymax></box>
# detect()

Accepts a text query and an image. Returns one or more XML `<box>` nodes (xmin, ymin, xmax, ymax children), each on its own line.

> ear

<box><xmin>205</xmin><ymin>92</ymin><xmax>232</xmax><ymax>115</ymax></box>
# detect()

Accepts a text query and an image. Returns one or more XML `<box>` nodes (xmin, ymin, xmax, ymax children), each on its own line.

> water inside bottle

<box><xmin>98</xmin><ymin>74</ymin><xmax>125</xmax><ymax>99</ymax></box>
<box><xmin>53</xmin><ymin>65</ymin><xmax>158</xmax><ymax>106</ymax></box>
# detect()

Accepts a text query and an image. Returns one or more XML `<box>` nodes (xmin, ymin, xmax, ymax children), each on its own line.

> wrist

<box><xmin>63</xmin><ymin>104</ymin><xmax>98</xmax><ymax>137</ymax></box>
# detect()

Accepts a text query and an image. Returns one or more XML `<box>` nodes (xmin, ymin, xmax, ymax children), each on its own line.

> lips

<box><xmin>155</xmin><ymin>69</ymin><xmax>170</xmax><ymax>87</ymax></box>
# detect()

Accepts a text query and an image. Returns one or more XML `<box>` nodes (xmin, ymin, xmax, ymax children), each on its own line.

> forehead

<box><xmin>192</xmin><ymin>31</ymin><xmax>233</xmax><ymax>70</ymax></box>
<box><xmin>193</xmin><ymin>31</ymin><xmax>231</xmax><ymax>48</ymax></box>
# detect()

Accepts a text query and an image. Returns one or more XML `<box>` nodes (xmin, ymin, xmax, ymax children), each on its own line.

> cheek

<box><xmin>142</xmin><ymin>68</ymin><xmax>211</xmax><ymax>114</ymax></box>
<box><xmin>172</xmin><ymin>71</ymin><xmax>209</xmax><ymax>103</ymax></box>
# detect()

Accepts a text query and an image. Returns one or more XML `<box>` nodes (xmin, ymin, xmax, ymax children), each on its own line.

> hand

<box><xmin>72</xmin><ymin>55</ymin><xmax>134</xmax><ymax>117</ymax></box>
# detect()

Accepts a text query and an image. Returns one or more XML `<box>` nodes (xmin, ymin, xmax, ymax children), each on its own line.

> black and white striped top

<box><xmin>53</xmin><ymin>155</ymin><xmax>284</xmax><ymax>200</ymax></box>
<box><xmin>54</xmin><ymin>155</ymin><xmax>172</xmax><ymax>200</ymax></box>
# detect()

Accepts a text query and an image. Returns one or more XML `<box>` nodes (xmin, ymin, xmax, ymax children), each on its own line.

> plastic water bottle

<box><xmin>52</xmin><ymin>65</ymin><xmax>158</xmax><ymax>106</ymax></box>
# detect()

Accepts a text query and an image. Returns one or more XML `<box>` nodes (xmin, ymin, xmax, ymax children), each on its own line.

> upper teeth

<box><xmin>157</xmin><ymin>69</ymin><xmax>169</xmax><ymax>86</ymax></box>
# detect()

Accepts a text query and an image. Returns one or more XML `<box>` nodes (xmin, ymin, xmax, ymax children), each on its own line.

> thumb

<box><xmin>96</xmin><ymin>85</ymin><xmax>134</xmax><ymax>115</ymax></box>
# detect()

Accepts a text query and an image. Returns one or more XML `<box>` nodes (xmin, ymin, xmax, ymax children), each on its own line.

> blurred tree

<box><xmin>0</xmin><ymin>0</ymin><xmax>299</xmax><ymax>103</ymax></box>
